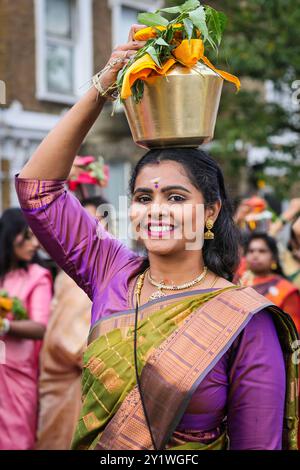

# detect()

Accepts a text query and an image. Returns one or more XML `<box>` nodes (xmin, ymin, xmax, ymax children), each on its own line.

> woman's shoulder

<box><xmin>213</xmin><ymin>277</ymin><xmax>236</xmax><ymax>289</ymax></box>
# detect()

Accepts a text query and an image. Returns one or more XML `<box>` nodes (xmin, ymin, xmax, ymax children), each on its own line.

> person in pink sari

<box><xmin>0</xmin><ymin>208</ymin><xmax>52</xmax><ymax>450</ymax></box>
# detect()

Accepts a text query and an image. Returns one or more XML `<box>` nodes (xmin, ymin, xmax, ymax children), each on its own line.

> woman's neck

<box><xmin>147</xmin><ymin>251</ymin><xmax>205</xmax><ymax>285</ymax></box>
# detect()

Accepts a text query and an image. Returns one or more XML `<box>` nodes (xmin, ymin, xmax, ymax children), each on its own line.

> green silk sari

<box><xmin>71</xmin><ymin>286</ymin><xmax>299</xmax><ymax>451</ymax></box>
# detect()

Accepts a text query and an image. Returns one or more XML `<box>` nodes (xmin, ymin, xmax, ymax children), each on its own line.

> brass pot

<box><xmin>123</xmin><ymin>62</ymin><xmax>223</xmax><ymax>149</ymax></box>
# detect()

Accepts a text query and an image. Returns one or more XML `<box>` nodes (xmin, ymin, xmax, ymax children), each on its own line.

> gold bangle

<box><xmin>0</xmin><ymin>317</ymin><xmax>10</xmax><ymax>336</ymax></box>
<box><xmin>92</xmin><ymin>58</ymin><xmax>124</xmax><ymax>102</ymax></box>
<box><xmin>92</xmin><ymin>73</ymin><xmax>118</xmax><ymax>101</ymax></box>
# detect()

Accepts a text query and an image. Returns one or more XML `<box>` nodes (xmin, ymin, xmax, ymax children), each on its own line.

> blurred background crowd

<box><xmin>0</xmin><ymin>0</ymin><xmax>299</xmax><ymax>450</ymax></box>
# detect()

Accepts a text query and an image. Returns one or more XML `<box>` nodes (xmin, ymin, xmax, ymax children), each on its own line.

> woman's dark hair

<box><xmin>244</xmin><ymin>232</ymin><xmax>285</xmax><ymax>277</ymax></box>
<box><xmin>81</xmin><ymin>195</ymin><xmax>109</xmax><ymax>208</ymax></box>
<box><xmin>0</xmin><ymin>208</ymin><xmax>42</xmax><ymax>280</ymax></box>
<box><xmin>288</xmin><ymin>221</ymin><xmax>300</xmax><ymax>253</ymax></box>
<box><xmin>129</xmin><ymin>148</ymin><xmax>241</xmax><ymax>281</ymax></box>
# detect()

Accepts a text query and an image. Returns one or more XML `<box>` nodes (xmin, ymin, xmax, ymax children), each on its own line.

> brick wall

<box><xmin>0</xmin><ymin>0</ymin><xmax>112</xmax><ymax>114</ymax></box>
<box><xmin>93</xmin><ymin>0</ymin><xmax>112</xmax><ymax>73</ymax></box>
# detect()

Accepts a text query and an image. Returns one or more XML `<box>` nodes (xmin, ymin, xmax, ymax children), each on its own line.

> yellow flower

<box><xmin>121</xmin><ymin>32</ymin><xmax>241</xmax><ymax>100</ymax></box>
<box><xmin>173</xmin><ymin>38</ymin><xmax>205</xmax><ymax>67</ymax></box>
<box><xmin>134</xmin><ymin>24</ymin><xmax>183</xmax><ymax>41</ymax></box>
<box><xmin>0</xmin><ymin>297</ymin><xmax>13</xmax><ymax>312</ymax></box>
<box><xmin>121</xmin><ymin>54</ymin><xmax>176</xmax><ymax>100</ymax></box>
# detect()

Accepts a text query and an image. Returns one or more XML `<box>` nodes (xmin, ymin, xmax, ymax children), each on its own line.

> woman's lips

<box><xmin>146</xmin><ymin>224</ymin><xmax>175</xmax><ymax>238</ymax></box>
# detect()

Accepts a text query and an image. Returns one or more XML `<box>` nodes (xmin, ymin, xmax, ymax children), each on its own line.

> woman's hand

<box><xmin>98</xmin><ymin>24</ymin><xmax>146</xmax><ymax>91</ymax></box>
<box><xmin>18</xmin><ymin>24</ymin><xmax>147</xmax><ymax>180</ymax></box>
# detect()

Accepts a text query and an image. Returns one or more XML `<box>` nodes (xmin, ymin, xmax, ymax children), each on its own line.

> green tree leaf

<box><xmin>189</xmin><ymin>6</ymin><xmax>209</xmax><ymax>42</ymax></box>
<box><xmin>159</xmin><ymin>6</ymin><xmax>182</xmax><ymax>14</ymax></box>
<box><xmin>180</xmin><ymin>0</ymin><xmax>201</xmax><ymax>13</ymax></box>
<box><xmin>146</xmin><ymin>45</ymin><xmax>161</xmax><ymax>67</ymax></box>
<box><xmin>206</xmin><ymin>7</ymin><xmax>227</xmax><ymax>46</ymax></box>
<box><xmin>183</xmin><ymin>18</ymin><xmax>194</xmax><ymax>40</ymax></box>
<box><xmin>137</xmin><ymin>12</ymin><xmax>169</xmax><ymax>27</ymax></box>
<box><xmin>155</xmin><ymin>37</ymin><xmax>170</xmax><ymax>46</ymax></box>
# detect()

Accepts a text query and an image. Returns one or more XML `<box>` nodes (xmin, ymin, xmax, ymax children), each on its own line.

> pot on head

<box><xmin>123</xmin><ymin>62</ymin><xmax>223</xmax><ymax>149</ymax></box>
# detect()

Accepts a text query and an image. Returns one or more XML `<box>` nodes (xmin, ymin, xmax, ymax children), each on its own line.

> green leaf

<box><xmin>180</xmin><ymin>0</ymin><xmax>200</xmax><ymax>13</ymax></box>
<box><xmin>189</xmin><ymin>6</ymin><xmax>209</xmax><ymax>42</ymax></box>
<box><xmin>183</xmin><ymin>18</ymin><xmax>194</xmax><ymax>40</ymax></box>
<box><xmin>206</xmin><ymin>7</ymin><xmax>227</xmax><ymax>46</ymax></box>
<box><xmin>12</xmin><ymin>297</ymin><xmax>28</xmax><ymax>320</ymax></box>
<box><xmin>159</xmin><ymin>6</ymin><xmax>181</xmax><ymax>14</ymax></box>
<box><xmin>132</xmin><ymin>79</ymin><xmax>145</xmax><ymax>104</ymax></box>
<box><xmin>146</xmin><ymin>46</ymin><xmax>161</xmax><ymax>67</ymax></box>
<box><xmin>137</xmin><ymin>12</ymin><xmax>168</xmax><ymax>27</ymax></box>
<box><xmin>155</xmin><ymin>37</ymin><xmax>170</xmax><ymax>47</ymax></box>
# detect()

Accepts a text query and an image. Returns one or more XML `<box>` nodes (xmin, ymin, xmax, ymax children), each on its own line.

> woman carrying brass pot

<box><xmin>16</xmin><ymin>26</ymin><xmax>298</xmax><ymax>450</ymax></box>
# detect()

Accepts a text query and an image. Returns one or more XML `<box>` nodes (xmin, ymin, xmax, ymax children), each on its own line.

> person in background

<box><xmin>280</xmin><ymin>216</ymin><xmax>300</xmax><ymax>291</ymax></box>
<box><xmin>0</xmin><ymin>208</ymin><xmax>52</xmax><ymax>450</ymax></box>
<box><xmin>36</xmin><ymin>195</ymin><xmax>112</xmax><ymax>450</ymax></box>
<box><xmin>267</xmin><ymin>198</ymin><xmax>300</xmax><ymax>286</ymax></box>
<box><xmin>237</xmin><ymin>232</ymin><xmax>300</xmax><ymax>332</ymax></box>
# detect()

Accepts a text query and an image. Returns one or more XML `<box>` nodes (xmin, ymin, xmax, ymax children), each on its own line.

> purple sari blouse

<box><xmin>15</xmin><ymin>176</ymin><xmax>286</xmax><ymax>449</ymax></box>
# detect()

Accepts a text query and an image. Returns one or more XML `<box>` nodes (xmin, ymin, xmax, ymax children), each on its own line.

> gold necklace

<box><xmin>134</xmin><ymin>270</ymin><xmax>147</xmax><ymax>307</ymax></box>
<box><xmin>134</xmin><ymin>269</ymin><xmax>217</xmax><ymax>306</ymax></box>
<box><xmin>147</xmin><ymin>266</ymin><xmax>208</xmax><ymax>300</ymax></box>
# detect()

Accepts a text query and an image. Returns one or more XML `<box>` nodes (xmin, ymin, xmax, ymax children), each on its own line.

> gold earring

<box><xmin>271</xmin><ymin>262</ymin><xmax>278</xmax><ymax>271</ymax></box>
<box><xmin>204</xmin><ymin>219</ymin><xmax>215</xmax><ymax>240</ymax></box>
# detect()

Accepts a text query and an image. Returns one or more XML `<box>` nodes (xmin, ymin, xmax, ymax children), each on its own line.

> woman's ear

<box><xmin>205</xmin><ymin>200</ymin><xmax>222</xmax><ymax>223</ymax></box>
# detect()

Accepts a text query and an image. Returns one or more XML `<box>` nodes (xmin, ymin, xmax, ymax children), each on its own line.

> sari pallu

<box><xmin>71</xmin><ymin>285</ymin><xmax>299</xmax><ymax>450</ymax></box>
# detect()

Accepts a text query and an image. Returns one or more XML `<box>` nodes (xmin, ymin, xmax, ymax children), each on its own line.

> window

<box><xmin>35</xmin><ymin>0</ymin><xmax>93</xmax><ymax>104</ymax></box>
<box><xmin>109</xmin><ymin>0</ymin><xmax>162</xmax><ymax>47</ymax></box>
<box><xmin>45</xmin><ymin>0</ymin><xmax>75</xmax><ymax>95</ymax></box>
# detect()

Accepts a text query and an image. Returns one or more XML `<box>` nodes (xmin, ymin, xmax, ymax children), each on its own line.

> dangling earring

<box><xmin>204</xmin><ymin>219</ymin><xmax>215</xmax><ymax>240</ymax></box>
<box><xmin>271</xmin><ymin>261</ymin><xmax>278</xmax><ymax>271</ymax></box>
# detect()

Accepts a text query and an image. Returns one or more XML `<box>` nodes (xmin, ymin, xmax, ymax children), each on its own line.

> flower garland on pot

<box><xmin>116</xmin><ymin>0</ymin><xmax>240</xmax><ymax>103</ymax></box>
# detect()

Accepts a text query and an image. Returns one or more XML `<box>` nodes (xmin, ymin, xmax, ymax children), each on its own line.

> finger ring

<box><xmin>108</xmin><ymin>57</ymin><xmax>125</xmax><ymax>68</ymax></box>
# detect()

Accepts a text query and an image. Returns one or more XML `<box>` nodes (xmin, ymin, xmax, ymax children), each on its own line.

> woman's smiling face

<box><xmin>130</xmin><ymin>160</ymin><xmax>219</xmax><ymax>256</ymax></box>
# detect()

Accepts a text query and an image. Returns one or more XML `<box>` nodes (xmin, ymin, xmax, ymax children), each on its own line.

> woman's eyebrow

<box><xmin>161</xmin><ymin>185</ymin><xmax>192</xmax><ymax>194</ymax></box>
<box><xmin>133</xmin><ymin>187</ymin><xmax>152</xmax><ymax>195</ymax></box>
<box><xmin>133</xmin><ymin>185</ymin><xmax>191</xmax><ymax>195</ymax></box>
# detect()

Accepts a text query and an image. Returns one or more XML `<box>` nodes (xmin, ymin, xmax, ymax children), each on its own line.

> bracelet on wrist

<box><xmin>0</xmin><ymin>318</ymin><xmax>10</xmax><ymax>336</ymax></box>
<box><xmin>92</xmin><ymin>72</ymin><xmax>119</xmax><ymax>102</ymax></box>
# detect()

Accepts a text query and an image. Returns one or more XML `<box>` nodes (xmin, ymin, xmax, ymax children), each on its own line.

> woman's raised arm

<box><xmin>19</xmin><ymin>27</ymin><xmax>145</xmax><ymax>180</ymax></box>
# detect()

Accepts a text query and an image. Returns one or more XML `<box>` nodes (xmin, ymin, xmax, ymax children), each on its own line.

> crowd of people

<box><xmin>0</xmin><ymin>24</ymin><xmax>299</xmax><ymax>451</ymax></box>
<box><xmin>0</xmin><ymin>176</ymin><xmax>299</xmax><ymax>450</ymax></box>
